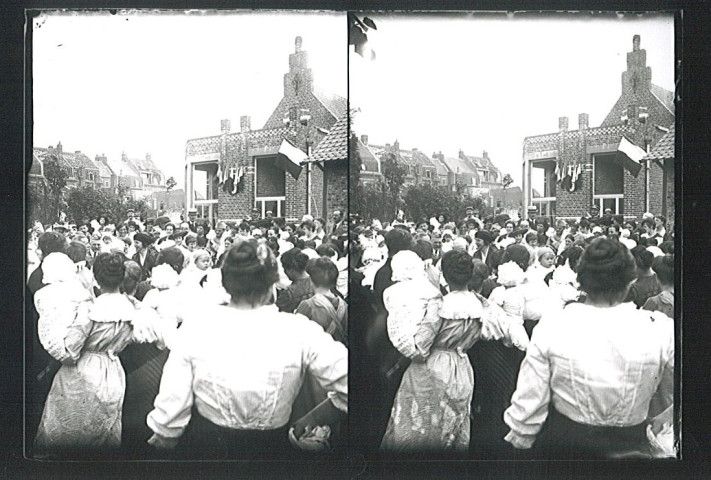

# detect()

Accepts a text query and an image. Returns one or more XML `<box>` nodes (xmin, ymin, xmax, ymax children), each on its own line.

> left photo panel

<box><xmin>26</xmin><ymin>10</ymin><xmax>348</xmax><ymax>461</ymax></box>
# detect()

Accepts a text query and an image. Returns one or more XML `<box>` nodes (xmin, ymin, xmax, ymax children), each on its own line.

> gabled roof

<box><xmin>459</xmin><ymin>152</ymin><xmax>501</xmax><ymax>177</ymax></box>
<box><xmin>440</xmin><ymin>155</ymin><xmax>479</xmax><ymax>178</ymax></box>
<box><xmin>357</xmin><ymin>141</ymin><xmax>380</xmax><ymax>173</ymax></box>
<box><xmin>107</xmin><ymin>157</ymin><xmax>141</xmax><ymax>178</ymax></box>
<box><xmin>30</xmin><ymin>150</ymin><xmax>44</xmax><ymax>176</ymax></box>
<box><xmin>313</xmin><ymin>89</ymin><xmax>347</xmax><ymax>120</ymax></box>
<box><xmin>34</xmin><ymin>147</ymin><xmax>98</xmax><ymax>172</ymax></box>
<box><xmin>131</xmin><ymin>155</ymin><xmax>161</xmax><ymax>174</ymax></box>
<box><xmin>428</xmin><ymin>154</ymin><xmax>451</xmax><ymax>176</ymax></box>
<box><xmin>93</xmin><ymin>159</ymin><xmax>113</xmax><ymax>178</ymax></box>
<box><xmin>410</xmin><ymin>150</ymin><xmax>437</xmax><ymax>170</ymax></box>
<box><xmin>369</xmin><ymin>143</ymin><xmax>436</xmax><ymax>172</ymax></box>
<box><xmin>310</xmin><ymin>114</ymin><xmax>347</xmax><ymax>163</ymax></box>
<box><xmin>650</xmin><ymin>83</ymin><xmax>675</xmax><ymax>115</ymax></box>
<box><xmin>644</xmin><ymin>124</ymin><xmax>675</xmax><ymax>161</ymax></box>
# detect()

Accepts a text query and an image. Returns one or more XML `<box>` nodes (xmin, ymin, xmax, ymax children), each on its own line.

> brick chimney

<box><xmin>393</xmin><ymin>140</ymin><xmax>400</xmax><ymax>152</ymax></box>
<box><xmin>122</xmin><ymin>152</ymin><xmax>128</xmax><ymax>162</ymax></box>
<box><xmin>559</xmin><ymin>117</ymin><xmax>569</xmax><ymax>132</ymax></box>
<box><xmin>146</xmin><ymin>153</ymin><xmax>152</xmax><ymax>163</ymax></box>
<box><xmin>56</xmin><ymin>142</ymin><xmax>63</xmax><ymax>154</ymax></box>
<box><xmin>483</xmin><ymin>150</ymin><xmax>489</xmax><ymax>160</ymax></box>
<box><xmin>240</xmin><ymin>115</ymin><xmax>251</xmax><ymax>133</ymax></box>
<box><xmin>623</xmin><ymin>34</ymin><xmax>652</xmax><ymax>95</ymax></box>
<box><xmin>221</xmin><ymin>119</ymin><xmax>231</xmax><ymax>133</ymax></box>
<box><xmin>360</xmin><ymin>134</ymin><xmax>368</xmax><ymax>145</ymax></box>
<box><xmin>578</xmin><ymin>113</ymin><xmax>589</xmax><ymax>130</ymax></box>
<box><xmin>284</xmin><ymin>35</ymin><xmax>313</xmax><ymax>97</ymax></box>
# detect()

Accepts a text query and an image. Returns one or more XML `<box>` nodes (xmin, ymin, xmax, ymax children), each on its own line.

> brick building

<box><xmin>522</xmin><ymin>35</ymin><xmax>674</xmax><ymax>220</ymax></box>
<box><xmin>369</xmin><ymin>140</ymin><xmax>439</xmax><ymax>187</ymax></box>
<box><xmin>184</xmin><ymin>36</ymin><xmax>346</xmax><ymax>223</ymax></box>
<box><xmin>32</xmin><ymin>142</ymin><xmax>102</xmax><ymax>190</ymax></box>
<box><xmin>355</xmin><ymin>134</ymin><xmax>382</xmax><ymax>186</ymax></box>
<box><xmin>308</xmin><ymin>113</ymin><xmax>348</xmax><ymax>224</ymax></box>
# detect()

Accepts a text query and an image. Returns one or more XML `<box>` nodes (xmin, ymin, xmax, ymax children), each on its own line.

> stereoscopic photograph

<box><xmin>348</xmin><ymin>11</ymin><xmax>677</xmax><ymax>460</ymax></box>
<box><xmin>23</xmin><ymin>6</ymin><xmax>680</xmax><ymax>471</ymax></box>
<box><xmin>27</xmin><ymin>9</ymin><xmax>348</xmax><ymax>461</ymax></box>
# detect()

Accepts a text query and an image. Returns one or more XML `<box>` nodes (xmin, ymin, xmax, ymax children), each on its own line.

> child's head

<box><xmin>441</xmin><ymin>249</ymin><xmax>473</xmax><ymax>290</ymax></box>
<box><xmin>192</xmin><ymin>249</ymin><xmax>212</xmax><ymax>271</ymax></box>
<box><xmin>525</xmin><ymin>232</ymin><xmax>538</xmax><ymax>247</ymax></box>
<box><xmin>537</xmin><ymin>246</ymin><xmax>556</xmax><ymax>269</ymax></box>
<box><xmin>306</xmin><ymin>257</ymin><xmax>338</xmax><ymax>290</ymax></box>
<box><xmin>185</xmin><ymin>233</ymin><xmax>198</xmax><ymax>252</ymax></box>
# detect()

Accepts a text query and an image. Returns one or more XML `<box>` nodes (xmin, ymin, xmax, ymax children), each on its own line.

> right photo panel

<box><xmin>348</xmin><ymin>11</ymin><xmax>677</xmax><ymax>460</ymax></box>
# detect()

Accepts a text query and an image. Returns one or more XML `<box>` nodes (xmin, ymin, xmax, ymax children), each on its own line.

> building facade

<box><xmin>184</xmin><ymin>36</ymin><xmax>346</xmax><ymax>223</ymax></box>
<box><xmin>522</xmin><ymin>35</ymin><xmax>675</xmax><ymax>220</ymax></box>
<box><xmin>32</xmin><ymin>143</ymin><xmax>102</xmax><ymax>190</ymax></box>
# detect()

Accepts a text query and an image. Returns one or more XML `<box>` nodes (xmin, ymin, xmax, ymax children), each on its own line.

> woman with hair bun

<box><xmin>504</xmin><ymin>237</ymin><xmax>674</xmax><ymax>459</ymax></box>
<box><xmin>34</xmin><ymin>253</ymin><xmax>156</xmax><ymax>457</ymax></box>
<box><xmin>381</xmin><ymin>249</ymin><xmax>483</xmax><ymax>453</ymax></box>
<box><xmin>146</xmin><ymin>239</ymin><xmax>347</xmax><ymax>459</ymax></box>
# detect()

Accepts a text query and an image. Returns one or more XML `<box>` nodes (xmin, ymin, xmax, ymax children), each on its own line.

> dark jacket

<box><xmin>473</xmin><ymin>244</ymin><xmax>501</xmax><ymax>272</ymax></box>
<box><xmin>132</xmin><ymin>246</ymin><xmax>159</xmax><ymax>281</ymax></box>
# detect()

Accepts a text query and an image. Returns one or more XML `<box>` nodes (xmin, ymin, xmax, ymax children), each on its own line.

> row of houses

<box><xmin>30</xmin><ymin>143</ymin><xmax>167</xmax><ymax>202</ymax></box>
<box><xmin>356</xmin><ymin>136</ymin><xmax>520</xmax><ymax>211</ymax></box>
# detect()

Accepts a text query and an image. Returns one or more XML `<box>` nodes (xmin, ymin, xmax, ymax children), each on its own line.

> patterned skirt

<box><xmin>380</xmin><ymin>350</ymin><xmax>473</xmax><ymax>453</ymax></box>
<box><xmin>34</xmin><ymin>352</ymin><xmax>126</xmax><ymax>455</ymax></box>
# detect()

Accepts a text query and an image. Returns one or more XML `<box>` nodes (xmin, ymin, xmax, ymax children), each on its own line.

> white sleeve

<box><xmin>300</xmin><ymin>317</ymin><xmax>348</xmax><ymax>413</ymax></box>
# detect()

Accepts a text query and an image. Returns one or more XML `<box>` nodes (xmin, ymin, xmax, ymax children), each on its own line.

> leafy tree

<box><xmin>66</xmin><ymin>185</ymin><xmax>151</xmax><ymax>225</ymax></box>
<box><xmin>380</xmin><ymin>152</ymin><xmax>407</xmax><ymax>218</ymax></box>
<box><xmin>403</xmin><ymin>184</ymin><xmax>485</xmax><ymax>224</ymax></box>
<box><xmin>502</xmin><ymin>173</ymin><xmax>514</xmax><ymax>189</ymax></box>
<box><xmin>42</xmin><ymin>156</ymin><xmax>67</xmax><ymax>223</ymax></box>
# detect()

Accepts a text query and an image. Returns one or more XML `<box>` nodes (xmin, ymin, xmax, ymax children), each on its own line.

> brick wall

<box><xmin>326</xmin><ymin>160</ymin><xmax>348</xmax><ymax>219</ymax></box>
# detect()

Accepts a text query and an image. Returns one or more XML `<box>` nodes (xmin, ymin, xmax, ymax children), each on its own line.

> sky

<box><xmin>350</xmin><ymin>12</ymin><xmax>675</xmax><ymax>188</ymax></box>
<box><xmin>32</xmin><ymin>10</ymin><xmax>347</xmax><ymax>187</ymax></box>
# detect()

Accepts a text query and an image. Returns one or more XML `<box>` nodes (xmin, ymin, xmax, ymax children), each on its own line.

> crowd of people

<box><xmin>349</xmin><ymin>204</ymin><xmax>675</xmax><ymax>459</ymax></box>
<box><xmin>26</xmin><ymin>207</ymin><xmax>349</xmax><ymax>460</ymax></box>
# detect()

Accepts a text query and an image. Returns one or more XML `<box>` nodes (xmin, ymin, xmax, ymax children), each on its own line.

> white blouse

<box><xmin>147</xmin><ymin>304</ymin><xmax>347</xmax><ymax>442</ymax></box>
<box><xmin>504</xmin><ymin>302</ymin><xmax>674</xmax><ymax>449</ymax></box>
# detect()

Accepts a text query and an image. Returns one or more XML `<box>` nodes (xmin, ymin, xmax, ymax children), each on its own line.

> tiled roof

<box><xmin>440</xmin><ymin>156</ymin><xmax>480</xmax><ymax>180</ymax></box>
<box><xmin>34</xmin><ymin>147</ymin><xmax>98</xmax><ymax>172</ymax></box>
<box><xmin>30</xmin><ymin>151</ymin><xmax>43</xmax><ymax>176</ymax></box>
<box><xmin>131</xmin><ymin>155</ymin><xmax>161</xmax><ymax>174</ymax></box>
<box><xmin>310</xmin><ymin>115</ymin><xmax>347</xmax><ymax>163</ymax></box>
<box><xmin>313</xmin><ymin>89</ymin><xmax>347</xmax><ymax>119</ymax></box>
<box><xmin>357</xmin><ymin>140</ymin><xmax>380</xmax><ymax>173</ymax></box>
<box><xmin>93</xmin><ymin>160</ymin><xmax>113</xmax><ymax>178</ymax></box>
<box><xmin>410</xmin><ymin>150</ymin><xmax>437</xmax><ymax>170</ymax></box>
<box><xmin>429</xmin><ymin>154</ymin><xmax>451</xmax><ymax>176</ymax></box>
<box><xmin>644</xmin><ymin>124</ymin><xmax>675</xmax><ymax>161</ymax></box>
<box><xmin>107</xmin><ymin>157</ymin><xmax>141</xmax><ymax>178</ymax></box>
<box><xmin>460</xmin><ymin>152</ymin><xmax>501</xmax><ymax>176</ymax></box>
<box><xmin>651</xmin><ymin>83</ymin><xmax>675</xmax><ymax>115</ymax></box>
